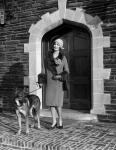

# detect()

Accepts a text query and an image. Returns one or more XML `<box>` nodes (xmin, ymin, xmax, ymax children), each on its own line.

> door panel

<box><xmin>69</xmin><ymin>31</ymin><xmax>91</xmax><ymax>110</ymax></box>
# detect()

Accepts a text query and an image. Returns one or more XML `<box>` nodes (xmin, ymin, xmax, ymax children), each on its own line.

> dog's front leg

<box><xmin>37</xmin><ymin>113</ymin><xmax>41</xmax><ymax>129</ymax></box>
<box><xmin>16</xmin><ymin>110</ymin><xmax>22</xmax><ymax>135</ymax></box>
<box><xmin>26</xmin><ymin>115</ymin><xmax>29</xmax><ymax>134</ymax></box>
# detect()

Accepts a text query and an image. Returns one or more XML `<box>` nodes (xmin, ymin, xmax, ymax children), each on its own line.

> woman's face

<box><xmin>53</xmin><ymin>41</ymin><xmax>60</xmax><ymax>51</ymax></box>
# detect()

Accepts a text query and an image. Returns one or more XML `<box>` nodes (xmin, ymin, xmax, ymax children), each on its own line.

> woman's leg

<box><xmin>50</xmin><ymin>106</ymin><xmax>57</xmax><ymax>127</ymax></box>
<box><xmin>56</xmin><ymin>106</ymin><xmax>63</xmax><ymax>126</ymax></box>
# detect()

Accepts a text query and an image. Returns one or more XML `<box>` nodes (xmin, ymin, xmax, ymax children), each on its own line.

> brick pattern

<box><xmin>0</xmin><ymin>112</ymin><xmax>116</xmax><ymax>150</ymax></box>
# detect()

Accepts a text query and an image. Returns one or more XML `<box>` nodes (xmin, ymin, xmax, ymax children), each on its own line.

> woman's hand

<box><xmin>55</xmin><ymin>75</ymin><xmax>61</xmax><ymax>79</ymax></box>
<box><xmin>52</xmin><ymin>75</ymin><xmax>62</xmax><ymax>80</ymax></box>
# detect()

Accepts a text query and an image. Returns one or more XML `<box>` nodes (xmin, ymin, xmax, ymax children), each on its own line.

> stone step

<box><xmin>40</xmin><ymin>108</ymin><xmax>98</xmax><ymax>121</ymax></box>
<box><xmin>106</xmin><ymin>110</ymin><xmax>116</xmax><ymax>115</ymax></box>
<box><xmin>97</xmin><ymin>114</ymin><xmax>116</xmax><ymax>123</ymax></box>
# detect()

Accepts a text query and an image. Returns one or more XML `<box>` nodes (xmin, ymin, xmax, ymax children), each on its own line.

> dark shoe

<box><xmin>57</xmin><ymin>125</ymin><xmax>63</xmax><ymax>129</ymax></box>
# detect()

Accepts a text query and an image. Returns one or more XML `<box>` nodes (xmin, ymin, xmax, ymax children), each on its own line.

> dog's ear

<box><xmin>14</xmin><ymin>87</ymin><xmax>25</xmax><ymax>98</ymax></box>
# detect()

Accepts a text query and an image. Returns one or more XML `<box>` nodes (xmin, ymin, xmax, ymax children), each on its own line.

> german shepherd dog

<box><xmin>15</xmin><ymin>73</ymin><xmax>46</xmax><ymax>135</ymax></box>
<box><xmin>14</xmin><ymin>88</ymin><xmax>41</xmax><ymax>135</ymax></box>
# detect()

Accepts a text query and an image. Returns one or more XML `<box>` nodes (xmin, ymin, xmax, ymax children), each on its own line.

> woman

<box><xmin>45</xmin><ymin>38</ymin><xmax>69</xmax><ymax>129</ymax></box>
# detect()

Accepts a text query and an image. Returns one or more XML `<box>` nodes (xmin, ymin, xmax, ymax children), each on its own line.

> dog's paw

<box><xmin>26</xmin><ymin>130</ymin><xmax>29</xmax><ymax>135</ymax></box>
<box><xmin>37</xmin><ymin>125</ymin><xmax>41</xmax><ymax>129</ymax></box>
<box><xmin>17</xmin><ymin>130</ymin><xmax>21</xmax><ymax>135</ymax></box>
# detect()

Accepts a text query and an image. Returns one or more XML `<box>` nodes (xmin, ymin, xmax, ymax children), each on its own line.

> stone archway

<box><xmin>24</xmin><ymin>0</ymin><xmax>111</xmax><ymax>115</ymax></box>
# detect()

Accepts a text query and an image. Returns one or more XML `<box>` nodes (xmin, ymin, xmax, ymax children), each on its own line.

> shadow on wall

<box><xmin>0</xmin><ymin>63</ymin><xmax>24</xmax><ymax>112</ymax></box>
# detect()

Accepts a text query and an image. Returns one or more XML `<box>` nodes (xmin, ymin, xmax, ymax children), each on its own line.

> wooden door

<box><xmin>69</xmin><ymin>30</ymin><xmax>91</xmax><ymax>110</ymax></box>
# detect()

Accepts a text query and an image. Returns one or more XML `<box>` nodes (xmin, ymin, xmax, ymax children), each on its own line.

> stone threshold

<box><xmin>40</xmin><ymin>108</ymin><xmax>98</xmax><ymax>121</ymax></box>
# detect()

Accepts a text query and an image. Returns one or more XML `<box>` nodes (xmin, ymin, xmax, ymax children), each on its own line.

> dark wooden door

<box><xmin>43</xmin><ymin>24</ymin><xmax>91</xmax><ymax>111</ymax></box>
<box><xmin>69</xmin><ymin>30</ymin><xmax>91</xmax><ymax>110</ymax></box>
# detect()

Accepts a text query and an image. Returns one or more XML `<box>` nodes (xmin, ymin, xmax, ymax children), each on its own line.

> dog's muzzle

<box><xmin>15</xmin><ymin>98</ymin><xmax>24</xmax><ymax>108</ymax></box>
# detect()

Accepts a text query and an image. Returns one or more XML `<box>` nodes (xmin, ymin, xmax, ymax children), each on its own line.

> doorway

<box><xmin>42</xmin><ymin>21</ymin><xmax>92</xmax><ymax>112</ymax></box>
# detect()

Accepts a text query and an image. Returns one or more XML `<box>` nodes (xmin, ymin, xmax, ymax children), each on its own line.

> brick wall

<box><xmin>0</xmin><ymin>0</ymin><xmax>58</xmax><ymax>111</ymax></box>
<box><xmin>0</xmin><ymin>0</ymin><xmax>116</xmax><ymax>115</ymax></box>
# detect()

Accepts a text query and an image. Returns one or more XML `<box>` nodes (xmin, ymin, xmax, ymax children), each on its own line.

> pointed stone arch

<box><xmin>24</xmin><ymin>0</ymin><xmax>111</xmax><ymax>114</ymax></box>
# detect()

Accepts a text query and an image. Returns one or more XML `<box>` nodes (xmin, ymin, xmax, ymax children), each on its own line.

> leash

<box><xmin>28</xmin><ymin>83</ymin><xmax>42</xmax><ymax>94</ymax></box>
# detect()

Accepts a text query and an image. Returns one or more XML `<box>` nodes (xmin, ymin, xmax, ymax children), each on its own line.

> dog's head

<box><xmin>14</xmin><ymin>87</ymin><xmax>28</xmax><ymax>109</ymax></box>
<box><xmin>14</xmin><ymin>97</ymin><xmax>24</xmax><ymax>108</ymax></box>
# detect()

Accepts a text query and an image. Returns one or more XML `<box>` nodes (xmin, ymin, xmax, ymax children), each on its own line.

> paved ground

<box><xmin>0</xmin><ymin>112</ymin><xmax>116</xmax><ymax>150</ymax></box>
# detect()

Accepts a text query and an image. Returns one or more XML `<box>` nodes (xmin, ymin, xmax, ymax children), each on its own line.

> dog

<box><xmin>15</xmin><ymin>73</ymin><xmax>46</xmax><ymax>135</ymax></box>
<box><xmin>15</xmin><ymin>90</ymin><xmax>41</xmax><ymax>135</ymax></box>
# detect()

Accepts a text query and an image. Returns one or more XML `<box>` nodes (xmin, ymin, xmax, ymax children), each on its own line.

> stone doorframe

<box><xmin>24</xmin><ymin>0</ymin><xmax>111</xmax><ymax>114</ymax></box>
